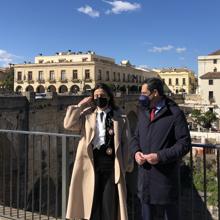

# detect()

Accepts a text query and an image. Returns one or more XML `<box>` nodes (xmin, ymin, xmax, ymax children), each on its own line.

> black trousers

<box><xmin>90</xmin><ymin>148</ymin><xmax>118</xmax><ymax>220</ymax></box>
<box><xmin>142</xmin><ymin>203</ymin><xmax>179</xmax><ymax>220</ymax></box>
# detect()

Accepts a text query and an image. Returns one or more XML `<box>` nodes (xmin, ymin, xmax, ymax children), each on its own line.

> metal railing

<box><xmin>0</xmin><ymin>129</ymin><xmax>220</xmax><ymax>220</ymax></box>
<box><xmin>0</xmin><ymin>129</ymin><xmax>80</xmax><ymax>220</ymax></box>
<box><xmin>127</xmin><ymin>143</ymin><xmax>220</xmax><ymax>220</ymax></box>
<box><xmin>186</xmin><ymin>143</ymin><xmax>220</xmax><ymax>220</ymax></box>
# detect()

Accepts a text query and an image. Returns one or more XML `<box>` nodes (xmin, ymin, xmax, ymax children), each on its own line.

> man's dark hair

<box><xmin>142</xmin><ymin>77</ymin><xmax>164</xmax><ymax>96</ymax></box>
<box><xmin>91</xmin><ymin>83</ymin><xmax>118</xmax><ymax>110</ymax></box>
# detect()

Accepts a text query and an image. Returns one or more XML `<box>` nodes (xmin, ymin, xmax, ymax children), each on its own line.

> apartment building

<box><xmin>198</xmin><ymin>49</ymin><xmax>220</xmax><ymax>107</ymax></box>
<box><xmin>14</xmin><ymin>51</ymin><xmax>158</xmax><ymax>94</ymax></box>
<box><xmin>156</xmin><ymin>68</ymin><xmax>197</xmax><ymax>94</ymax></box>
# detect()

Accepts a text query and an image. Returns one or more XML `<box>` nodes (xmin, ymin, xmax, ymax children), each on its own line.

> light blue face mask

<box><xmin>138</xmin><ymin>95</ymin><xmax>150</xmax><ymax>108</ymax></box>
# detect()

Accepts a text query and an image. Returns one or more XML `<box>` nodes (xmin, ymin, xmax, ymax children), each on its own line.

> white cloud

<box><xmin>137</xmin><ymin>64</ymin><xmax>151</xmax><ymax>70</ymax></box>
<box><xmin>179</xmin><ymin>57</ymin><xmax>185</xmax><ymax>60</ymax></box>
<box><xmin>77</xmin><ymin>5</ymin><xmax>100</xmax><ymax>18</ymax></box>
<box><xmin>0</xmin><ymin>49</ymin><xmax>15</xmax><ymax>67</ymax></box>
<box><xmin>104</xmin><ymin>0</ymin><xmax>141</xmax><ymax>14</ymax></box>
<box><xmin>148</xmin><ymin>45</ymin><xmax>187</xmax><ymax>54</ymax></box>
<box><xmin>176</xmin><ymin>47</ymin><xmax>186</xmax><ymax>53</ymax></box>
<box><xmin>148</xmin><ymin>45</ymin><xmax>174</xmax><ymax>53</ymax></box>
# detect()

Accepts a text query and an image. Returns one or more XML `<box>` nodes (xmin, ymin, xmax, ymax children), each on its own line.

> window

<box><xmin>182</xmin><ymin>78</ymin><xmax>186</xmax><ymax>85</ymax></box>
<box><xmin>209</xmin><ymin>91</ymin><xmax>214</xmax><ymax>100</ymax></box>
<box><xmin>118</xmin><ymin>73</ymin><xmax>120</xmax><ymax>82</ymax></box>
<box><xmin>213</xmin><ymin>59</ymin><xmax>217</xmax><ymax>64</ymax></box>
<box><xmin>169</xmin><ymin>78</ymin><xmax>172</xmax><ymax>85</ymax></box>
<box><xmin>113</xmin><ymin>72</ymin><xmax>116</xmax><ymax>81</ymax></box>
<box><xmin>176</xmin><ymin>78</ymin><xmax>179</xmax><ymax>85</ymax></box>
<box><xmin>98</xmin><ymin>70</ymin><xmax>102</xmax><ymax>80</ymax></box>
<box><xmin>61</xmin><ymin>70</ymin><xmax>66</xmax><ymax>80</ymax></box>
<box><xmin>209</xmin><ymin>79</ymin><xmax>213</xmax><ymax>85</ymax></box>
<box><xmin>38</xmin><ymin>71</ymin><xmax>44</xmax><ymax>80</ymax></box>
<box><xmin>214</xmin><ymin>67</ymin><xmax>217</xmax><ymax>72</ymax></box>
<box><xmin>162</xmin><ymin>78</ymin><xmax>165</xmax><ymax>84</ymax></box>
<box><xmin>127</xmin><ymin>74</ymin><xmax>130</xmax><ymax>82</ymax></box>
<box><xmin>85</xmin><ymin>69</ymin><xmax>90</xmax><ymax>79</ymax></box>
<box><xmin>73</xmin><ymin>70</ymin><xmax>78</xmax><ymax>79</ymax></box>
<box><xmin>123</xmin><ymin>73</ymin><xmax>125</xmax><ymax>82</ymax></box>
<box><xmin>28</xmin><ymin>71</ymin><xmax>32</xmax><ymax>80</ymax></box>
<box><xmin>17</xmin><ymin>72</ymin><xmax>22</xmax><ymax>81</ymax></box>
<box><xmin>49</xmin><ymin>71</ymin><xmax>55</xmax><ymax>80</ymax></box>
<box><xmin>106</xmin><ymin>71</ymin><xmax>109</xmax><ymax>81</ymax></box>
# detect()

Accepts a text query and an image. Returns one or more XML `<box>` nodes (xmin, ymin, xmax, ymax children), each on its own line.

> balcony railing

<box><xmin>0</xmin><ymin>129</ymin><xmax>219</xmax><ymax>220</ymax></box>
<box><xmin>71</xmin><ymin>79</ymin><xmax>81</xmax><ymax>83</ymax></box>
<box><xmin>0</xmin><ymin>129</ymin><xmax>80</xmax><ymax>220</ymax></box>
<box><xmin>84</xmin><ymin>78</ymin><xmax>92</xmax><ymax>83</ymax></box>
<box><xmin>48</xmin><ymin>79</ymin><xmax>56</xmax><ymax>83</ymax></box>
<box><xmin>37</xmin><ymin>79</ymin><xmax>45</xmax><ymax>84</ymax></box>
<box><xmin>27</xmin><ymin>80</ymin><xmax>34</xmax><ymax>84</ymax></box>
<box><xmin>59</xmin><ymin>79</ymin><xmax>68</xmax><ymax>83</ymax></box>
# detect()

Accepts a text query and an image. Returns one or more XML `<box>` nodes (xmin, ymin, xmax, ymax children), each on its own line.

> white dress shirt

<box><xmin>92</xmin><ymin>108</ymin><xmax>111</xmax><ymax>150</ymax></box>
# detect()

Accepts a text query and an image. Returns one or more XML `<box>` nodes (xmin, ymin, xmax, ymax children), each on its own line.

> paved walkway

<box><xmin>0</xmin><ymin>205</ymin><xmax>61</xmax><ymax>220</ymax></box>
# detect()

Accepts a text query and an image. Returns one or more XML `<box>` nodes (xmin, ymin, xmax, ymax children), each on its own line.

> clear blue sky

<box><xmin>1</xmin><ymin>0</ymin><xmax>220</xmax><ymax>73</ymax></box>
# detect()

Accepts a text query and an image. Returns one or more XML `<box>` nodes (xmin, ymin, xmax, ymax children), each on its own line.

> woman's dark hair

<box><xmin>91</xmin><ymin>83</ymin><xmax>118</xmax><ymax>110</ymax></box>
<box><xmin>142</xmin><ymin>77</ymin><xmax>164</xmax><ymax>96</ymax></box>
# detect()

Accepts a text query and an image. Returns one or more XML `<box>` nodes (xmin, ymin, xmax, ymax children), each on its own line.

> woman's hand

<box><xmin>78</xmin><ymin>96</ymin><xmax>93</xmax><ymax>107</ymax></box>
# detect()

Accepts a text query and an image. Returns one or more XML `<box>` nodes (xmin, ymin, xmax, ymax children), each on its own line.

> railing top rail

<box><xmin>192</xmin><ymin>143</ymin><xmax>220</xmax><ymax>149</ymax></box>
<box><xmin>0</xmin><ymin>129</ymin><xmax>81</xmax><ymax>138</ymax></box>
<box><xmin>0</xmin><ymin>129</ymin><xmax>220</xmax><ymax>149</ymax></box>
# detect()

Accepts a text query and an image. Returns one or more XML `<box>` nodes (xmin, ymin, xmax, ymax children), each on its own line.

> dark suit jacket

<box><xmin>130</xmin><ymin>97</ymin><xmax>191</xmax><ymax>204</ymax></box>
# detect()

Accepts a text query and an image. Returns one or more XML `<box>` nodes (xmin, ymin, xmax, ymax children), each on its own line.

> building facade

<box><xmin>156</xmin><ymin>68</ymin><xmax>197</xmax><ymax>94</ymax></box>
<box><xmin>14</xmin><ymin>51</ymin><xmax>158</xmax><ymax>94</ymax></box>
<box><xmin>198</xmin><ymin>49</ymin><xmax>220</xmax><ymax>107</ymax></box>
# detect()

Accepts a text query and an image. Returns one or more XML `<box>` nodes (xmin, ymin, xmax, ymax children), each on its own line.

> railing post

<box><xmin>62</xmin><ymin>136</ymin><xmax>68</xmax><ymax>220</ymax></box>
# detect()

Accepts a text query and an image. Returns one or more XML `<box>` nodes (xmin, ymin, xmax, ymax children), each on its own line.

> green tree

<box><xmin>191</xmin><ymin>109</ymin><xmax>218</xmax><ymax>129</ymax></box>
<box><xmin>193</xmin><ymin>157</ymin><xmax>218</xmax><ymax>206</ymax></box>
<box><xmin>2</xmin><ymin>67</ymin><xmax>14</xmax><ymax>91</ymax></box>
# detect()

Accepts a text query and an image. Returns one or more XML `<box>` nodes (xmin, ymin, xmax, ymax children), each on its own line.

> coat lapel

<box><xmin>153</xmin><ymin>106</ymin><xmax>168</xmax><ymax>121</ymax></box>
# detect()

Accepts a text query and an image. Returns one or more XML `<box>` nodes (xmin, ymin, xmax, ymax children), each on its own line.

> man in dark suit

<box><xmin>130</xmin><ymin>78</ymin><xmax>191</xmax><ymax>220</ymax></box>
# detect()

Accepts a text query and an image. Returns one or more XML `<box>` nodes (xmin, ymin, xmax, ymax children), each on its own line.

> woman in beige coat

<box><xmin>64</xmin><ymin>83</ymin><xmax>131</xmax><ymax>220</ymax></box>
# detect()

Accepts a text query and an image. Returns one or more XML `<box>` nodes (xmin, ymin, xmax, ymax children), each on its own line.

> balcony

<box><xmin>59</xmin><ymin>79</ymin><xmax>68</xmax><ymax>83</ymax></box>
<box><xmin>84</xmin><ymin>78</ymin><xmax>92</xmax><ymax>83</ymax></box>
<box><xmin>37</xmin><ymin>79</ymin><xmax>45</xmax><ymax>84</ymax></box>
<box><xmin>16</xmin><ymin>80</ymin><xmax>24</xmax><ymax>84</ymax></box>
<box><xmin>27</xmin><ymin>80</ymin><xmax>34</xmax><ymax>84</ymax></box>
<box><xmin>71</xmin><ymin>79</ymin><xmax>81</xmax><ymax>83</ymax></box>
<box><xmin>48</xmin><ymin>79</ymin><xmax>56</xmax><ymax>84</ymax></box>
<box><xmin>0</xmin><ymin>129</ymin><xmax>219</xmax><ymax>220</ymax></box>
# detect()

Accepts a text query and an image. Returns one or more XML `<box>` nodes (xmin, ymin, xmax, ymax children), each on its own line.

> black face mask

<box><xmin>94</xmin><ymin>97</ymin><xmax>109</xmax><ymax>108</ymax></box>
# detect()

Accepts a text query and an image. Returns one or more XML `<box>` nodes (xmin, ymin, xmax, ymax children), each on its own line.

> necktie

<box><xmin>100</xmin><ymin>112</ymin><xmax>104</xmax><ymax>122</ymax></box>
<box><xmin>150</xmin><ymin>107</ymin><xmax>156</xmax><ymax>121</ymax></box>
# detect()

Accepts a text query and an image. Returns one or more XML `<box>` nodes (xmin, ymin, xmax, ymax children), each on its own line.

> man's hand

<box><xmin>143</xmin><ymin>153</ymin><xmax>159</xmax><ymax>165</ymax></box>
<box><xmin>135</xmin><ymin>152</ymin><xmax>146</xmax><ymax>165</ymax></box>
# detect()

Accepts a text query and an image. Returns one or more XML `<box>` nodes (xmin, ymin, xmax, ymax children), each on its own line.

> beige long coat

<box><xmin>64</xmin><ymin>105</ymin><xmax>131</xmax><ymax>220</ymax></box>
